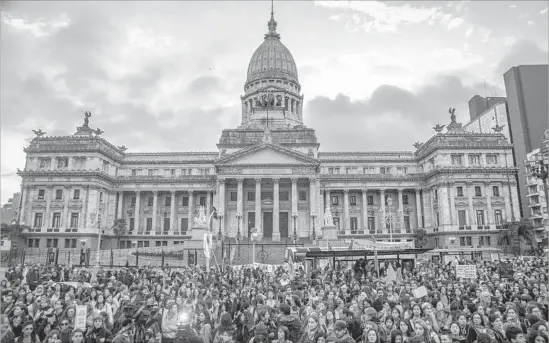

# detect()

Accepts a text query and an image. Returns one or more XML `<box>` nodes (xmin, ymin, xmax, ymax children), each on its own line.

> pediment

<box><xmin>217</xmin><ymin>143</ymin><xmax>318</xmax><ymax>166</ymax></box>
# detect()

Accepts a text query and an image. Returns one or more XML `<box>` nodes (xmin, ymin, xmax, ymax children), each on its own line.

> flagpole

<box><xmin>371</xmin><ymin>234</ymin><xmax>379</xmax><ymax>277</ymax></box>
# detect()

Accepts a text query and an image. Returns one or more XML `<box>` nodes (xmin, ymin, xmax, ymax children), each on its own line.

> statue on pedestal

<box><xmin>193</xmin><ymin>205</ymin><xmax>208</xmax><ymax>227</ymax></box>
<box><xmin>324</xmin><ymin>207</ymin><xmax>334</xmax><ymax>226</ymax></box>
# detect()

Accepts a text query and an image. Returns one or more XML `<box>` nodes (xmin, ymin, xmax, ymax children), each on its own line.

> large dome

<box><xmin>246</xmin><ymin>14</ymin><xmax>299</xmax><ymax>86</ymax></box>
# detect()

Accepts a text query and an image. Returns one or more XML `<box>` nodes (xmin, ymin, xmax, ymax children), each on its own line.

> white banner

<box><xmin>353</xmin><ymin>239</ymin><xmax>414</xmax><ymax>251</ymax></box>
<box><xmin>456</xmin><ymin>265</ymin><xmax>477</xmax><ymax>279</ymax></box>
<box><xmin>75</xmin><ymin>305</ymin><xmax>87</xmax><ymax>330</ymax></box>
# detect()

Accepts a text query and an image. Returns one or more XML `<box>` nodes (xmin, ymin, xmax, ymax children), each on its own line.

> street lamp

<box><xmin>236</xmin><ymin>212</ymin><xmax>242</xmax><ymax>257</ymax></box>
<box><xmin>292</xmin><ymin>213</ymin><xmax>298</xmax><ymax>244</ymax></box>
<box><xmin>95</xmin><ymin>214</ymin><xmax>102</xmax><ymax>268</ymax></box>
<box><xmin>217</xmin><ymin>213</ymin><xmax>224</xmax><ymax>242</ymax></box>
<box><xmin>310</xmin><ymin>212</ymin><xmax>317</xmax><ymax>245</ymax></box>
<box><xmin>251</xmin><ymin>227</ymin><xmax>258</xmax><ymax>264</ymax></box>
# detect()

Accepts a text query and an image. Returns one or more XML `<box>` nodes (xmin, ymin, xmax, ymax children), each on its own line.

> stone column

<box><xmin>324</xmin><ymin>190</ymin><xmax>331</xmax><ymax>212</ymax></box>
<box><xmin>188</xmin><ymin>191</ymin><xmax>194</xmax><ymax>229</ymax></box>
<box><xmin>309</xmin><ymin>177</ymin><xmax>316</xmax><ymax>234</ymax></box>
<box><xmin>316</xmin><ymin>179</ymin><xmax>322</xmax><ymax>229</ymax></box>
<box><xmin>19</xmin><ymin>186</ymin><xmax>27</xmax><ymax>225</ymax></box>
<box><xmin>291</xmin><ymin>177</ymin><xmax>298</xmax><ymax>229</ymax></box>
<box><xmin>237</xmin><ymin>178</ymin><xmax>244</xmax><ymax>234</ymax></box>
<box><xmin>415</xmin><ymin>188</ymin><xmax>422</xmax><ymax>229</ymax></box>
<box><xmin>343</xmin><ymin>189</ymin><xmax>350</xmax><ymax>232</ymax></box>
<box><xmin>152</xmin><ymin>190</ymin><xmax>158</xmax><ymax>233</ymax></box>
<box><xmin>218</xmin><ymin>179</ymin><xmax>226</xmax><ymax>235</ymax></box>
<box><xmin>170</xmin><ymin>190</ymin><xmax>176</xmax><ymax>233</ymax></box>
<box><xmin>45</xmin><ymin>185</ymin><xmax>53</xmax><ymax>228</ymax></box>
<box><xmin>485</xmin><ymin>182</ymin><xmax>493</xmax><ymax>226</ymax></box>
<box><xmin>362</xmin><ymin>188</ymin><xmax>368</xmax><ymax>230</ymax></box>
<box><xmin>255</xmin><ymin>178</ymin><xmax>261</xmax><ymax>235</ymax></box>
<box><xmin>81</xmin><ymin>186</ymin><xmax>89</xmax><ymax>229</ymax></box>
<box><xmin>398</xmin><ymin>188</ymin><xmax>404</xmax><ymax>232</ymax></box>
<box><xmin>95</xmin><ymin>188</ymin><xmax>101</xmax><ymax>230</ymax></box>
<box><xmin>448</xmin><ymin>183</ymin><xmax>456</xmax><ymax>227</ymax></box>
<box><xmin>103</xmin><ymin>190</ymin><xmax>109</xmax><ymax>228</ymax></box>
<box><xmin>467</xmin><ymin>182</ymin><xmax>475</xmax><ymax>226</ymax></box>
<box><xmin>135</xmin><ymin>191</ymin><xmax>141</xmax><ymax>232</ymax></box>
<box><xmin>206</xmin><ymin>190</ymin><xmax>212</xmax><ymax>220</ymax></box>
<box><xmin>429</xmin><ymin>188</ymin><xmax>435</xmax><ymax>228</ymax></box>
<box><xmin>273</xmin><ymin>177</ymin><xmax>280</xmax><ymax>240</ymax></box>
<box><xmin>503</xmin><ymin>183</ymin><xmax>512</xmax><ymax>222</ymax></box>
<box><xmin>380</xmin><ymin>189</ymin><xmax>386</xmax><ymax>233</ymax></box>
<box><xmin>510</xmin><ymin>182</ymin><xmax>520</xmax><ymax>221</ymax></box>
<box><xmin>63</xmin><ymin>185</ymin><xmax>70</xmax><ymax>229</ymax></box>
<box><xmin>117</xmin><ymin>191</ymin><xmax>124</xmax><ymax>219</ymax></box>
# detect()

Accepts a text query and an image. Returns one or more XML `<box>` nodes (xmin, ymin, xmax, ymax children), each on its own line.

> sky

<box><xmin>1</xmin><ymin>0</ymin><xmax>548</xmax><ymax>204</ymax></box>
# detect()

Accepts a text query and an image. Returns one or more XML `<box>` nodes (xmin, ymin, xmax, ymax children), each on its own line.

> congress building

<box><xmin>16</xmin><ymin>12</ymin><xmax>520</xmax><ymax>256</ymax></box>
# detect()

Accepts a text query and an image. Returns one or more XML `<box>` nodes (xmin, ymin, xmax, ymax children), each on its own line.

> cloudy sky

<box><xmin>1</xmin><ymin>0</ymin><xmax>548</xmax><ymax>203</ymax></box>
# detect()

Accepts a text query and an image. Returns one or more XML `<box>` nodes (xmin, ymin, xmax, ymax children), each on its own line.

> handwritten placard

<box><xmin>75</xmin><ymin>305</ymin><xmax>87</xmax><ymax>330</ymax></box>
<box><xmin>412</xmin><ymin>286</ymin><xmax>428</xmax><ymax>299</ymax></box>
<box><xmin>490</xmin><ymin>254</ymin><xmax>499</xmax><ymax>261</ymax></box>
<box><xmin>456</xmin><ymin>265</ymin><xmax>477</xmax><ymax>279</ymax></box>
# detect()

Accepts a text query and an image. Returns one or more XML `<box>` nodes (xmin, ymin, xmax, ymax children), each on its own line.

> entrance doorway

<box><xmin>263</xmin><ymin>212</ymin><xmax>273</xmax><ymax>238</ymax></box>
<box><xmin>280</xmin><ymin>212</ymin><xmax>289</xmax><ymax>238</ymax></box>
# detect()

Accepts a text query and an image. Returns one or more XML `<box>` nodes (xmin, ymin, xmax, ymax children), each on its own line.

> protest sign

<box><xmin>456</xmin><ymin>265</ymin><xmax>477</xmax><ymax>279</ymax></box>
<box><xmin>490</xmin><ymin>254</ymin><xmax>499</xmax><ymax>262</ymax></box>
<box><xmin>75</xmin><ymin>305</ymin><xmax>87</xmax><ymax>330</ymax></box>
<box><xmin>412</xmin><ymin>286</ymin><xmax>428</xmax><ymax>298</ymax></box>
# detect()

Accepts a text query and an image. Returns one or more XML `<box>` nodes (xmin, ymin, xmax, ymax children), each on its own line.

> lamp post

<box><xmin>217</xmin><ymin>213</ymin><xmax>224</xmax><ymax>242</ymax></box>
<box><xmin>251</xmin><ymin>227</ymin><xmax>258</xmax><ymax>264</ymax></box>
<box><xmin>236</xmin><ymin>212</ymin><xmax>242</xmax><ymax>257</ymax></box>
<box><xmin>310</xmin><ymin>212</ymin><xmax>317</xmax><ymax>245</ymax></box>
<box><xmin>96</xmin><ymin>214</ymin><xmax>102</xmax><ymax>268</ymax></box>
<box><xmin>292</xmin><ymin>213</ymin><xmax>298</xmax><ymax>244</ymax></box>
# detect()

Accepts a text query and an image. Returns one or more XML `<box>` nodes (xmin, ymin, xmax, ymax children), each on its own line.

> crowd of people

<box><xmin>1</xmin><ymin>254</ymin><xmax>548</xmax><ymax>343</ymax></box>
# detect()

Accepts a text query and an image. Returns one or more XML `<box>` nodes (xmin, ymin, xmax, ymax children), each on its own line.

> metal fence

<box><xmin>222</xmin><ymin>241</ymin><xmax>303</xmax><ymax>265</ymax></box>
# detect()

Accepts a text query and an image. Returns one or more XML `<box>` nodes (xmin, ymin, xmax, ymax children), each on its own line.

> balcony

<box><xmin>477</xmin><ymin>225</ymin><xmax>484</xmax><ymax>230</ymax></box>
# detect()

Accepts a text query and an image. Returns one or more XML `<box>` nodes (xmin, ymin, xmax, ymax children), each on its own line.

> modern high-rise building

<box><xmin>504</xmin><ymin>65</ymin><xmax>549</xmax><ymax>218</ymax></box>
<box><xmin>464</xmin><ymin>97</ymin><xmax>510</xmax><ymax>142</ymax></box>
<box><xmin>468</xmin><ymin>95</ymin><xmax>507</xmax><ymax>121</ymax></box>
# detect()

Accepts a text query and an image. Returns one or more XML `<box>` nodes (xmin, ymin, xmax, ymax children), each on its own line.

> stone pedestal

<box><xmin>322</xmin><ymin>225</ymin><xmax>337</xmax><ymax>240</ymax></box>
<box><xmin>191</xmin><ymin>225</ymin><xmax>208</xmax><ymax>240</ymax></box>
<box><xmin>272</xmin><ymin>232</ymin><xmax>280</xmax><ymax>241</ymax></box>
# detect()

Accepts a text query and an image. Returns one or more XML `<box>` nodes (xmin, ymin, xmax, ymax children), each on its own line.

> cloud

<box><xmin>303</xmin><ymin>74</ymin><xmax>500</xmax><ymax>151</ymax></box>
<box><xmin>447</xmin><ymin>17</ymin><xmax>464</xmax><ymax>30</ymax></box>
<box><xmin>541</xmin><ymin>7</ymin><xmax>548</xmax><ymax>15</ymax></box>
<box><xmin>496</xmin><ymin>39</ymin><xmax>549</xmax><ymax>75</ymax></box>
<box><xmin>186</xmin><ymin>76</ymin><xmax>224</xmax><ymax>95</ymax></box>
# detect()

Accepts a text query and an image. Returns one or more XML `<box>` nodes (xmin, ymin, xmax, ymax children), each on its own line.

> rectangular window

<box><xmin>279</xmin><ymin>191</ymin><xmax>289</xmax><ymax>201</ymax></box>
<box><xmin>451</xmin><ymin>155</ymin><xmax>463</xmax><ymax>165</ymax></box>
<box><xmin>162</xmin><ymin>241</ymin><xmax>168</xmax><ymax>246</ymax></box>
<box><xmin>460</xmin><ymin>237</ymin><xmax>465</xmax><ymax>246</ymax></box>
<box><xmin>138</xmin><ymin>241</ymin><xmax>143</xmax><ymax>248</ymax></box>
<box><xmin>494</xmin><ymin>210</ymin><xmax>503</xmax><ymax>226</ymax></box>
<box><xmin>148</xmin><ymin>197</ymin><xmax>154</xmax><ymax>206</ymax></box>
<box><xmin>247</xmin><ymin>192</ymin><xmax>255</xmax><ymax>201</ymax></box>
<box><xmin>129</xmin><ymin>218</ymin><xmax>135</xmax><ymax>231</ymax></box>
<box><xmin>486</xmin><ymin>154</ymin><xmax>499</xmax><ymax>165</ymax></box>
<box><xmin>230</xmin><ymin>192</ymin><xmax>237</xmax><ymax>201</ymax></box>
<box><xmin>333</xmin><ymin>217</ymin><xmax>340</xmax><ymax>231</ymax></box>
<box><xmin>132</xmin><ymin>169</ymin><xmax>137</xmax><ymax>176</ymax></box>
<box><xmin>146</xmin><ymin>218</ymin><xmax>153</xmax><ymax>231</ymax></box>
<box><xmin>476</xmin><ymin>210</ymin><xmax>485</xmax><ymax>225</ymax></box>
<box><xmin>486</xmin><ymin>236</ymin><xmax>491</xmax><ymax>246</ymax></box>
<box><xmin>261</xmin><ymin>192</ymin><xmax>273</xmax><ymax>201</ymax></box>
<box><xmin>38</xmin><ymin>189</ymin><xmax>45</xmax><ymax>200</ymax></box>
<box><xmin>368</xmin><ymin>217</ymin><xmax>375</xmax><ymax>232</ymax></box>
<box><xmin>350</xmin><ymin>196</ymin><xmax>356</xmax><ymax>206</ymax></box>
<box><xmin>380</xmin><ymin>167</ymin><xmax>387</xmax><ymax>174</ymax></box>
<box><xmin>402</xmin><ymin>194</ymin><xmax>409</xmax><ymax>205</ymax></box>
<box><xmin>28</xmin><ymin>239</ymin><xmax>34</xmax><ymax>248</ymax></box>
<box><xmin>457</xmin><ymin>186</ymin><xmax>464</xmax><ymax>197</ymax></box>
<box><xmin>181</xmin><ymin>218</ymin><xmax>188</xmax><ymax>233</ymax></box>
<box><xmin>334</xmin><ymin>168</ymin><xmax>340</xmax><ymax>174</ymax></box>
<box><xmin>475</xmin><ymin>186</ymin><xmax>482</xmax><ymax>196</ymax></box>
<box><xmin>199</xmin><ymin>197</ymin><xmax>206</xmax><ymax>206</ymax></box>
<box><xmin>73</xmin><ymin>189</ymin><xmax>80</xmax><ymax>199</ymax></box>
<box><xmin>53</xmin><ymin>239</ymin><xmax>58</xmax><ymax>248</ymax></box>
<box><xmin>144</xmin><ymin>241</ymin><xmax>150</xmax><ymax>247</ymax></box>
<box><xmin>367</xmin><ymin>196</ymin><xmax>374</xmax><ymax>205</ymax></box>
<box><xmin>56</xmin><ymin>157</ymin><xmax>69</xmax><ymax>169</ymax></box>
<box><xmin>180</xmin><ymin>169</ymin><xmax>187</xmax><ymax>175</ymax></box>
<box><xmin>131</xmin><ymin>197</ymin><xmax>136</xmax><ymax>206</ymax></box>
<box><xmin>458</xmin><ymin>210</ymin><xmax>467</xmax><ymax>227</ymax></box>
<box><xmin>47</xmin><ymin>239</ymin><xmax>52</xmax><ymax>248</ymax></box>
<box><xmin>182</xmin><ymin>197</ymin><xmax>189</xmax><ymax>206</ymax></box>
<box><xmin>34</xmin><ymin>213</ymin><xmax>43</xmax><ymax>228</ymax></box>
<box><xmin>479</xmin><ymin>236</ymin><xmax>484</xmax><ymax>246</ymax></box>
<box><xmin>165</xmin><ymin>197</ymin><xmax>171</xmax><ymax>207</ymax></box>
<box><xmin>70</xmin><ymin>213</ymin><xmax>79</xmax><ymax>228</ymax></box>
<box><xmin>434</xmin><ymin>238</ymin><xmax>439</xmax><ymax>247</ymax></box>
<box><xmin>350</xmin><ymin>217</ymin><xmax>358</xmax><ymax>231</ymax></box>
<box><xmin>55</xmin><ymin>189</ymin><xmax>63</xmax><ymax>200</ymax></box>
<box><xmin>492</xmin><ymin>186</ymin><xmax>500</xmax><ymax>197</ymax></box>
<box><xmin>39</xmin><ymin>157</ymin><xmax>51</xmax><ymax>169</ymax></box>
<box><xmin>299</xmin><ymin>191</ymin><xmax>307</xmax><ymax>201</ymax></box>
<box><xmin>163</xmin><ymin>218</ymin><xmax>170</xmax><ymax>232</ymax></box>
<box><xmin>328</xmin><ymin>167</ymin><xmax>334</xmax><ymax>174</ymax></box>
<box><xmin>466</xmin><ymin>236</ymin><xmax>472</xmax><ymax>246</ymax></box>
<box><xmin>99</xmin><ymin>192</ymin><xmax>104</xmax><ymax>203</ymax></box>
<box><xmin>52</xmin><ymin>213</ymin><xmax>61</xmax><ymax>228</ymax></box>
<box><xmin>468</xmin><ymin>154</ymin><xmax>481</xmax><ymax>165</ymax></box>
<box><xmin>65</xmin><ymin>239</ymin><xmax>71</xmax><ymax>248</ymax></box>
<box><xmin>332</xmin><ymin>196</ymin><xmax>339</xmax><ymax>206</ymax></box>
<box><xmin>346</xmin><ymin>167</ymin><xmax>352</xmax><ymax>174</ymax></box>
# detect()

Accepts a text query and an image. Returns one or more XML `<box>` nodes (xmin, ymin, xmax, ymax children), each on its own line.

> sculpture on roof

<box><xmin>433</xmin><ymin>124</ymin><xmax>445</xmax><ymax>133</ymax></box>
<box><xmin>413</xmin><ymin>142</ymin><xmax>423</xmax><ymax>149</ymax></box>
<box><xmin>32</xmin><ymin>129</ymin><xmax>46</xmax><ymax>138</ymax></box>
<box><xmin>83</xmin><ymin>111</ymin><xmax>92</xmax><ymax>126</ymax></box>
<box><xmin>94</xmin><ymin>128</ymin><xmax>104</xmax><ymax>136</ymax></box>
<box><xmin>492</xmin><ymin>124</ymin><xmax>506</xmax><ymax>133</ymax></box>
<box><xmin>449</xmin><ymin>107</ymin><xmax>456</xmax><ymax>123</ymax></box>
<box><xmin>117</xmin><ymin>145</ymin><xmax>127</xmax><ymax>151</ymax></box>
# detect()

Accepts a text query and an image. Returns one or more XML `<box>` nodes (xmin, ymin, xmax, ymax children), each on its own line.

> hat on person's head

<box><xmin>334</xmin><ymin>320</ymin><xmax>348</xmax><ymax>331</ymax></box>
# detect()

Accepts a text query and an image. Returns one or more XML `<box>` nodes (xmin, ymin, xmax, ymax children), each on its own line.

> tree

<box><xmin>413</xmin><ymin>228</ymin><xmax>428</xmax><ymax>248</ymax></box>
<box><xmin>111</xmin><ymin>219</ymin><xmax>127</xmax><ymax>249</ymax></box>
<box><xmin>497</xmin><ymin>219</ymin><xmax>536</xmax><ymax>256</ymax></box>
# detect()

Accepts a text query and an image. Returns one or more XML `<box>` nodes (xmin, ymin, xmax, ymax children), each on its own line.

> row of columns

<box><xmin>322</xmin><ymin>188</ymin><xmax>422</xmax><ymax>233</ymax></box>
<box><xmin>119</xmin><ymin>190</ymin><xmax>212</xmax><ymax>233</ymax></box>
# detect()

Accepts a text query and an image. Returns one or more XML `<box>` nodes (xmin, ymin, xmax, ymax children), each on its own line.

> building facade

<box><xmin>463</xmin><ymin>98</ymin><xmax>511</xmax><ymax>142</ymax></box>
<box><xmin>1</xmin><ymin>193</ymin><xmax>21</xmax><ymax>225</ymax></box>
<box><xmin>525</xmin><ymin>148</ymin><xmax>548</xmax><ymax>229</ymax></box>
<box><xmin>468</xmin><ymin>95</ymin><xmax>507</xmax><ymax>121</ymax></box>
<box><xmin>503</xmin><ymin>64</ymin><xmax>549</xmax><ymax>218</ymax></box>
<box><xmin>16</xmin><ymin>13</ymin><xmax>520</xmax><ymax>253</ymax></box>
